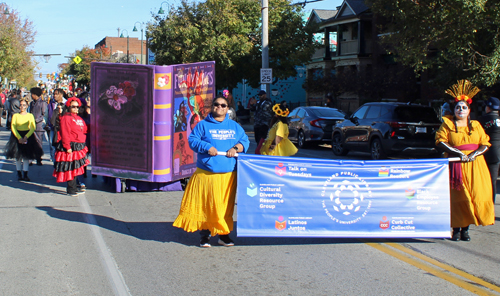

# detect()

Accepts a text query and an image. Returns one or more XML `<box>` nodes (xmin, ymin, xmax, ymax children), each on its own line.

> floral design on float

<box><xmin>157</xmin><ymin>75</ymin><xmax>169</xmax><ymax>88</ymax></box>
<box><xmin>102</xmin><ymin>81</ymin><xmax>138</xmax><ymax>111</ymax></box>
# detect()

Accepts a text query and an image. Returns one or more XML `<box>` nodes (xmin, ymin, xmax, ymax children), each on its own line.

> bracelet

<box><xmin>232</xmin><ymin>145</ymin><xmax>238</xmax><ymax>151</ymax></box>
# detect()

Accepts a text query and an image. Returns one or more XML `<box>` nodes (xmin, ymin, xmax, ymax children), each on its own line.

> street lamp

<box><xmin>158</xmin><ymin>1</ymin><xmax>169</xmax><ymax>14</ymax></box>
<box><xmin>133</xmin><ymin>21</ymin><xmax>144</xmax><ymax>64</ymax></box>
<box><xmin>120</xmin><ymin>29</ymin><xmax>130</xmax><ymax>63</ymax></box>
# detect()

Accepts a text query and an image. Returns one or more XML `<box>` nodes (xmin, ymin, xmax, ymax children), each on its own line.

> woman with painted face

<box><xmin>435</xmin><ymin>80</ymin><xmax>495</xmax><ymax>241</ymax></box>
<box><xmin>53</xmin><ymin>97</ymin><xmax>90</xmax><ymax>196</ymax></box>
<box><xmin>173</xmin><ymin>96</ymin><xmax>250</xmax><ymax>247</ymax></box>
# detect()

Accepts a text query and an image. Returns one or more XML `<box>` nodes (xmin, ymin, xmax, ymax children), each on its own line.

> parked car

<box><xmin>288</xmin><ymin>106</ymin><xmax>345</xmax><ymax>148</ymax></box>
<box><xmin>331</xmin><ymin>102</ymin><xmax>441</xmax><ymax>160</ymax></box>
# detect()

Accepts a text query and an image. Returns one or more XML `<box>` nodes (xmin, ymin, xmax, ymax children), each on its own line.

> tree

<box><xmin>147</xmin><ymin>0</ymin><xmax>319</xmax><ymax>90</ymax></box>
<box><xmin>368</xmin><ymin>0</ymin><xmax>500</xmax><ymax>89</ymax></box>
<box><xmin>61</xmin><ymin>46</ymin><xmax>111</xmax><ymax>87</ymax></box>
<box><xmin>0</xmin><ymin>3</ymin><xmax>37</xmax><ymax>87</ymax></box>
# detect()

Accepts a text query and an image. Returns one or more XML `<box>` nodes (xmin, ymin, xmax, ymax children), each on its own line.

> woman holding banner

<box><xmin>260</xmin><ymin>102</ymin><xmax>298</xmax><ymax>156</ymax></box>
<box><xmin>435</xmin><ymin>80</ymin><xmax>495</xmax><ymax>241</ymax></box>
<box><xmin>173</xmin><ymin>96</ymin><xmax>250</xmax><ymax>248</ymax></box>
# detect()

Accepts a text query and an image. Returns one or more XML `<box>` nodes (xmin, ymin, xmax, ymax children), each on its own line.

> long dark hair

<box><xmin>452</xmin><ymin>101</ymin><xmax>472</xmax><ymax>136</ymax></box>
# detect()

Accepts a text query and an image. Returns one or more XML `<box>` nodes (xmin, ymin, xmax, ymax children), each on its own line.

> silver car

<box><xmin>288</xmin><ymin>106</ymin><xmax>345</xmax><ymax>148</ymax></box>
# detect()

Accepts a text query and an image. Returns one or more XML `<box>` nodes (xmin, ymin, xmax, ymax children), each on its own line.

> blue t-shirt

<box><xmin>189</xmin><ymin>113</ymin><xmax>250</xmax><ymax>173</ymax></box>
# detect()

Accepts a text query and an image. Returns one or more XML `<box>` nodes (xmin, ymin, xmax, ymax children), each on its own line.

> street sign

<box><xmin>73</xmin><ymin>56</ymin><xmax>82</xmax><ymax>64</ymax></box>
<box><xmin>260</xmin><ymin>68</ymin><xmax>272</xmax><ymax>84</ymax></box>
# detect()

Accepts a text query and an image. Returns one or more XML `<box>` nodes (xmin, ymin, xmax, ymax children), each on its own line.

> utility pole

<box><xmin>262</xmin><ymin>0</ymin><xmax>270</xmax><ymax>94</ymax></box>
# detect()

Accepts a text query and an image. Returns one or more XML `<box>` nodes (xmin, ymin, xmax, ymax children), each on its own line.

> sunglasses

<box><xmin>213</xmin><ymin>103</ymin><xmax>227</xmax><ymax>108</ymax></box>
<box><xmin>70</xmin><ymin>105</ymin><xmax>79</xmax><ymax>109</ymax></box>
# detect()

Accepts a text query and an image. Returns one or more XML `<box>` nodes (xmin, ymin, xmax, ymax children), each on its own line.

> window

<box><xmin>365</xmin><ymin>106</ymin><xmax>381</xmax><ymax>119</ymax></box>
<box><xmin>352</xmin><ymin>105</ymin><xmax>369</xmax><ymax>119</ymax></box>
<box><xmin>288</xmin><ymin>109</ymin><xmax>299</xmax><ymax>118</ymax></box>
<box><xmin>297</xmin><ymin>109</ymin><xmax>306</xmax><ymax>118</ymax></box>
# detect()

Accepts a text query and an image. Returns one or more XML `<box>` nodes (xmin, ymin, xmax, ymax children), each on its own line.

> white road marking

<box><xmin>78</xmin><ymin>195</ymin><xmax>132</xmax><ymax>296</ymax></box>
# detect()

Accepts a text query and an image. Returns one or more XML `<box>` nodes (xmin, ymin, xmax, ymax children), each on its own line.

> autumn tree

<box><xmin>147</xmin><ymin>0</ymin><xmax>319</xmax><ymax>89</ymax></box>
<box><xmin>0</xmin><ymin>3</ymin><xmax>37</xmax><ymax>87</ymax></box>
<box><xmin>61</xmin><ymin>46</ymin><xmax>111</xmax><ymax>87</ymax></box>
<box><xmin>368</xmin><ymin>0</ymin><xmax>500</xmax><ymax>89</ymax></box>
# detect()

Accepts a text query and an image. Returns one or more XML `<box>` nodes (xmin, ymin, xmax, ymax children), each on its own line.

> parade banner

<box><xmin>237</xmin><ymin>155</ymin><xmax>451</xmax><ymax>238</ymax></box>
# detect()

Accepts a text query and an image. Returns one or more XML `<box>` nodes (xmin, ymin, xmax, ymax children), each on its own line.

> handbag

<box><xmin>255</xmin><ymin>138</ymin><xmax>265</xmax><ymax>155</ymax></box>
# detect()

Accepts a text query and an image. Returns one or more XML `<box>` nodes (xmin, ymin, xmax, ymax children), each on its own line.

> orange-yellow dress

<box><xmin>173</xmin><ymin>168</ymin><xmax>236</xmax><ymax>236</ymax></box>
<box><xmin>260</xmin><ymin>121</ymin><xmax>298</xmax><ymax>156</ymax></box>
<box><xmin>435</xmin><ymin>116</ymin><xmax>495</xmax><ymax>227</ymax></box>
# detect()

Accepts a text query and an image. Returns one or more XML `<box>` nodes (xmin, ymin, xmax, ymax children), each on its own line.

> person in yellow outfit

<box><xmin>260</xmin><ymin>102</ymin><xmax>298</xmax><ymax>156</ymax></box>
<box><xmin>4</xmin><ymin>98</ymin><xmax>44</xmax><ymax>181</ymax></box>
<box><xmin>435</xmin><ymin>80</ymin><xmax>495</xmax><ymax>242</ymax></box>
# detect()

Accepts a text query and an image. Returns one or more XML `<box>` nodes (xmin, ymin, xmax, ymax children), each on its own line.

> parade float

<box><xmin>90</xmin><ymin>61</ymin><xmax>215</xmax><ymax>192</ymax></box>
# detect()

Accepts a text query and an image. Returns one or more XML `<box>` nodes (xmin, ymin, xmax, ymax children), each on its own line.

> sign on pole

<box><xmin>260</xmin><ymin>68</ymin><xmax>272</xmax><ymax>84</ymax></box>
<box><xmin>73</xmin><ymin>56</ymin><xmax>82</xmax><ymax>64</ymax></box>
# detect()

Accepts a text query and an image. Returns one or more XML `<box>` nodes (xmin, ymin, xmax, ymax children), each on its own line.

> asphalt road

<box><xmin>1</xmin><ymin>126</ymin><xmax>499</xmax><ymax>295</ymax></box>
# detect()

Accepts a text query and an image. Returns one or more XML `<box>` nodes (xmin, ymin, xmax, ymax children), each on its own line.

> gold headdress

<box><xmin>445</xmin><ymin>80</ymin><xmax>480</xmax><ymax>104</ymax></box>
<box><xmin>272</xmin><ymin>104</ymin><xmax>289</xmax><ymax>117</ymax></box>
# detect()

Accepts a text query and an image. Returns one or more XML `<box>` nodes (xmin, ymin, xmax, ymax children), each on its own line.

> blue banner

<box><xmin>237</xmin><ymin>155</ymin><xmax>451</xmax><ymax>238</ymax></box>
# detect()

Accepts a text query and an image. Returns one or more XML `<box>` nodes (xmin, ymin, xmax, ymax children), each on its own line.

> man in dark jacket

<box><xmin>29</xmin><ymin>87</ymin><xmax>48</xmax><ymax>166</ymax></box>
<box><xmin>252</xmin><ymin>90</ymin><xmax>273</xmax><ymax>144</ymax></box>
<box><xmin>479</xmin><ymin>96</ymin><xmax>500</xmax><ymax>203</ymax></box>
<box><xmin>6</xmin><ymin>90</ymin><xmax>20</xmax><ymax>130</ymax></box>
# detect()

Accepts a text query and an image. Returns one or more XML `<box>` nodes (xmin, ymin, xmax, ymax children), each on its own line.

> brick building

<box><xmin>95</xmin><ymin>37</ymin><xmax>147</xmax><ymax>64</ymax></box>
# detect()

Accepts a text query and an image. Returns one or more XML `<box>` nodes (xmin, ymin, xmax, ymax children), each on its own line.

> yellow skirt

<box><xmin>261</xmin><ymin>138</ymin><xmax>298</xmax><ymax>156</ymax></box>
<box><xmin>173</xmin><ymin>168</ymin><xmax>236</xmax><ymax>236</ymax></box>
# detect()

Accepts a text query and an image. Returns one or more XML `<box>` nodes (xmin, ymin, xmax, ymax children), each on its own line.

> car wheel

<box><xmin>332</xmin><ymin>133</ymin><xmax>348</xmax><ymax>156</ymax></box>
<box><xmin>370</xmin><ymin>138</ymin><xmax>386</xmax><ymax>160</ymax></box>
<box><xmin>297</xmin><ymin>130</ymin><xmax>307</xmax><ymax>148</ymax></box>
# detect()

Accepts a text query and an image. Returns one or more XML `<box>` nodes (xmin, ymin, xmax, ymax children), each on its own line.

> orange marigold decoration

<box><xmin>445</xmin><ymin>80</ymin><xmax>480</xmax><ymax>104</ymax></box>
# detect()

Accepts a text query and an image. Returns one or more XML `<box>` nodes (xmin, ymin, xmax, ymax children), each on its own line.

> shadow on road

<box><xmin>35</xmin><ymin>206</ymin><xmax>436</xmax><ymax>247</ymax></box>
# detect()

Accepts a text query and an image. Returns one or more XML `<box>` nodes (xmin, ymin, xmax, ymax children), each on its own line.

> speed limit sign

<box><xmin>260</xmin><ymin>68</ymin><xmax>272</xmax><ymax>84</ymax></box>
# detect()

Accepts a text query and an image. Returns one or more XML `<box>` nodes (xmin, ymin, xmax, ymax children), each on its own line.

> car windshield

<box><xmin>394</xmin><ymin>106</ymin><xmax>440</xmax><ymax>123</ymax></box>
<box><xmin>310</xmin><ymin>108</ymin><xmax>345</xmax><ymax>118</ymax></box>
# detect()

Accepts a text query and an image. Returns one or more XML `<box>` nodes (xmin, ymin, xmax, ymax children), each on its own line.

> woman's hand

<box><xmin>208</xmin><ymin>147</ymin><xmax>218</xmax><ymax>156</ymax></box>
<box><xmin>67</xmin><ymin>149</ymin><xmax>73</xmax><ymax>154</ymax></box>
<box><xmin>226</xmin><ymin>146</ymin><xmax>238</xmax><ymax>158</ymax></box>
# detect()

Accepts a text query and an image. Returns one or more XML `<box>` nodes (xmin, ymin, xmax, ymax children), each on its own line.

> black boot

<box><xmin>451</xmin><ymin>228</ymin><xmax>460</xmax><ymax>241</ymax></box>
<box><xmin>17</xmin><ymin>171</ymin><xmax>23</xmax><ymax>181</ymax></box>
<box><xmin>460</xmin><ymin>226</ymin><xmax>470</xmax><ymax>241</ymax></box>
<box><xmin>22</xmin><ymin>171</ymin><xmax>30</xmax><ymax>182</ymax></box>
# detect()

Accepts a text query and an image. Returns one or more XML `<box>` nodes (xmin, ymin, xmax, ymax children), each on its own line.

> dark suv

<box><xmin>331</xmin><ymin>102</ymin><xmax>441</xmax><ymax>160</ymax></box>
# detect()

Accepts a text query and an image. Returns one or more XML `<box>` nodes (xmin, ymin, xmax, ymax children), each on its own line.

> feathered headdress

<box><xmin>272</xmin><ymin>104</ymin><xmax>289</xmax><ymax>117</ymax></box>
<box><xmin>445</xmin><ymin>80</ymin><xmax>480</xmax><ymax>104</ymax></box>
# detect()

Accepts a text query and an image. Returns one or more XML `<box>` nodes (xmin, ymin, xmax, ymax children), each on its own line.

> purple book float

<box><xmin>90</xmin><ymin>61</ymin><xmax>215</xmax><ymax>192</ymax></box>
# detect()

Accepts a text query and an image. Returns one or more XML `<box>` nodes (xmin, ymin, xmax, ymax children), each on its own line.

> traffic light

<box><xmin>39</xmin><ymin>73</ymin><xmax>42</xmax><ymax>78</ymax></box>
<box><xmin>46</xmin><ymin>74</ymin><xmax>50</xmax><ymax>79</ymax></box>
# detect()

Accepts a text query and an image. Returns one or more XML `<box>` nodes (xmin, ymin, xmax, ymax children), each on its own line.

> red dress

<box><xmin>53</xmin><ymin>113</ymin><xmax>90</xmax><ymax>182</ymax></box>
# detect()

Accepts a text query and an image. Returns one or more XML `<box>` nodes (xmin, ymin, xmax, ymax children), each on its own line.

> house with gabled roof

<box><xmin>305</xmin><ymin>0</ymin><xmax>378</xmax><ymax>112</ymax></box>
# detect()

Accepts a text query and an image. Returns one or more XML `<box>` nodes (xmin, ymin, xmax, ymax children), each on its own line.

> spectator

<box><xmin>252</xmin><ymin>90</ymin><xmax>273</xmax><ymax>144</ymax></box>
<box><xmin>478</xmin><ymin>96</ymin><xmax>500</xmax><ymax>203</ymax></box>
<box><xmin>29</xmin><ymin>87</ymin><xmax>48</xmax><ymax>166</ymax></box>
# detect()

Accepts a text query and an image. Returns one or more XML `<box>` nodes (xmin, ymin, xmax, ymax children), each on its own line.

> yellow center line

<box><xmin>361</xmin><ymin>239</ymin><xmax>499</xmax><ymax>296</ymax></box>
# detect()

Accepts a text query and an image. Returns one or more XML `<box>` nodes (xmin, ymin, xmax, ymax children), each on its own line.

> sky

<box><xmin>9</xmin><ymin>0</ymin><xmax>342</xmax><ymax>82</ymax></box>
